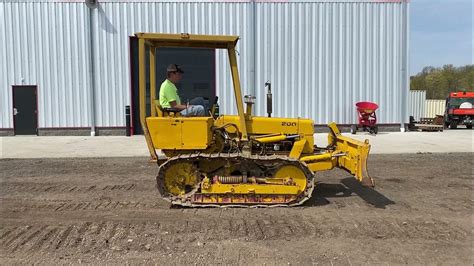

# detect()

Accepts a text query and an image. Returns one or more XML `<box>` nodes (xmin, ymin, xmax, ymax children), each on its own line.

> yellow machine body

<box><xmin>146</xmin><ymin>115</ymin><xmax>314</xmax><ymax>154</ymax></box>
<box><xmin>215</xmin><ymin>115</ymin><xmax>315</xmax><ymax>153</ymax></box>
<box><xmin>136</xmin><ymin>32</ymin><xmax>374</xmax><ymax>207</ymax></box>
<box><xmin>147</xmin><ymin>117</ymin><xmax>213</xmax><ymax>149</ymax></box>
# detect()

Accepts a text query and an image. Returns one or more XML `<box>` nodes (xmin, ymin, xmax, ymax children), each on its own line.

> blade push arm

<box><xmin>300</xmin><ymin>123</ymin><xmax>374</xmax><ymax>187</ymax></box>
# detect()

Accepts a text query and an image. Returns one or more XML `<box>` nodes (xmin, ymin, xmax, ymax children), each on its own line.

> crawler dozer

<box><xmin>136</xmin><ymin>33</ymin><xmax>374</xmax><ymax>207</ymax></box>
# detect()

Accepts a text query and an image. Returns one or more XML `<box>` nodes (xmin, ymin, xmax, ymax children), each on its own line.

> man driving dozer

<box><xmin>159</xmin><ymin>64</ymin><xmax>206</xmax><ymax>117</ymax></box>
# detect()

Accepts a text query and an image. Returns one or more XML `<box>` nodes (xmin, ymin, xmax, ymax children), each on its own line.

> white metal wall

<box><xmin>253</xmin><ymin>2</ymin><xmax>408</xmax><ymax>124</ymax></box>
<box><xmin>0</xmin><ymin>1</ymin><xmax>92</xmax><ymax>128</ymax></box>
<box><xmin>425</xmin><ymin>100</ymin><xmax>445</xmax><ymax>118</ymax></box>
<box><xmin>92</xmin><ymin>1</ymin><xmax>253</xmax><ymax>126</ymax></box>
<box><xmin>0</xmin><ymin>0</ymin><xmax>409</xmax><ymax>130</ymax></box>
<box><xmin>408</xmin><ymin>90</ymin><xmax>426</xmax><ymax>121</ymax></box>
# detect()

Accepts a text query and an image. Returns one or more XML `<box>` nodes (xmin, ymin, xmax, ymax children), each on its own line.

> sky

<box><xmin>410</xmin><ymin>0</ymin><xmax>473</xmax><ymax>75</ymax></box>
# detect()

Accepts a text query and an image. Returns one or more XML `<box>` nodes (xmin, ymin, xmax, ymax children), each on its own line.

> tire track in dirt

<box><xmin>27</xmin><ymin>227</ymin><xmax>58</xmax><ymax>252</ymax></box>
<box><xmin>69</xmin><ymin>222</ymin><xmax>93</xmax><ymax>249</ymax></box>
<box><xmin>3</xmin><ymin>200</ymin><xmax>160</xmax><ymax>213</ymax></box>
<box><xmin>0</xmin><ymin>215</ymin><xmax>468</xmax><ymax>256</ymax></box>
<box><xmin>2</xmin><ymin>226</ymin><xmax>31</xmax><ymax>249</ymax></box>
<box><xmin>0</xmin><ymin>227</ymin><xmax>16</xmax><ymax>241</ymax></box>
<box><xmin>0</xmin><ymin>183</ymin><xmax>137</xmax><ymax>194</ymax></box>
<box><xmin>10</xmin><ymin>226</ymin><xmax>47</xmax><ymax>252</ymax></box>
<box><xmin>53</xmin><ymin>225</ymin><xmax>74</xmax><ymax>250</ymax></box>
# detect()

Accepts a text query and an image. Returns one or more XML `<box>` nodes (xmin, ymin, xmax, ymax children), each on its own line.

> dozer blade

<box><xmin>327</xmin><ymin>122</ymin><xmax>374</xmax><ymax>187</ymax></box>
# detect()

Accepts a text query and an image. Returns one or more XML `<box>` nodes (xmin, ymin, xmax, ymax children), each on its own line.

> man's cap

<box><xmin>166</xmin><ymin>64</ymin><xmax>184</xmax><ymax>73</ymax></box>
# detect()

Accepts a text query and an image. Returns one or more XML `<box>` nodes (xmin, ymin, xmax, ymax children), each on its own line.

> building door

<box><xmin>129</xmin><ymin>36</ymin><xmax>215</xmax><ymax>134</ymax></box>
<box><xmin>13</xmin><ymin>86</ymin><xmax>38</xmax><ymax>135</ymax></box>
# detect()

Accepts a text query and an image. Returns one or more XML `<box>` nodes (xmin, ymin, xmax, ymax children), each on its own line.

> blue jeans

<box><xmin>180</xmin><ymin>97</ymin><xmax>209</xmax><ymax>117</ymax></box>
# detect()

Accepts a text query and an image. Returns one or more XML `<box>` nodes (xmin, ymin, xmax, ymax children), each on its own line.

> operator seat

<box><xmin>155</xmin><ymin>100</ymin><xmax>181</xmax><ymax>117</ymax></box>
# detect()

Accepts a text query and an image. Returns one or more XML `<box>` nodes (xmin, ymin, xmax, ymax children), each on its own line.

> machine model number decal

<box><xmin>281</xmin><ymin>122</ymin><xmax>297</xmax><ymax>126</ymax></box>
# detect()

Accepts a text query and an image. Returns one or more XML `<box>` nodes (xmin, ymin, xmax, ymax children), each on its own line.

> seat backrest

<box><xmin>155</xmin><ymin>100</ymin><xmax>164</xmax><ymax>117</ymax></box>
<box><xmin>155</xmin><ymin>100</ymin><xmax>181</xmax><ymax>117</ymax></box>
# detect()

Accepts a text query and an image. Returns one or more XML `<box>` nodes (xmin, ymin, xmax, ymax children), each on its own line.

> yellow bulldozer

<box><xmin>136</xmin><ymin>33</ymin><xmax>373</xmax><ymax>207</ymax></box>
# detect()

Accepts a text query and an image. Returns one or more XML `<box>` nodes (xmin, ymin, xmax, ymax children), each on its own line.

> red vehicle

<box><xmin>444</xmin><ymin>91</ymin><xmax>474</xmax><ymax>129</ymax></box>
<box><xmin>351</xmin><ymin>101</ymin><xmax>379</xmax><ymax>134</ymax></box>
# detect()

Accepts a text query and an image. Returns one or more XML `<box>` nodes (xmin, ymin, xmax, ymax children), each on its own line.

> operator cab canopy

<box><xmin>134</xmin><ymin>33</ymin><xmax>239</xmax><ymax>49</ymax></box>
<box><xmin>136</xmin><ymin>33</ymin><xmax>247</xmax><ymax>160</ymax></box>
<box><xmin>135</xmin><ymin>32</ymin><xmax>242</xmax><ymax>120</ymax></box>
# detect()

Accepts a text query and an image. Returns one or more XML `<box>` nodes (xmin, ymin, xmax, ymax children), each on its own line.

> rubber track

<box><xmin>156</xmin><ymin>153</ymin><xmax>315</xmax><ymax>208</ymax></box>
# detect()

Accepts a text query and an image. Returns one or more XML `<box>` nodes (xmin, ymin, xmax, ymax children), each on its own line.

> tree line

<box><xmin>410</xmin><ymin>64</ymin><xmax>474</xmax><ymax>99</ymax></box>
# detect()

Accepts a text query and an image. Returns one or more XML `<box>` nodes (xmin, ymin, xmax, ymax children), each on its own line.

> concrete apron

<box><xmin>1</xmin><ymin>130</ymin><xmax>472</xmax><ymax>159</ymax></box>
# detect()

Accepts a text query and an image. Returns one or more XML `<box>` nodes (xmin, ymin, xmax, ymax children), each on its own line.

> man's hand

<box><xmin>169</xmin><ymin>100</ymin><xmax>190</xmax><ymax>111</ymax></box>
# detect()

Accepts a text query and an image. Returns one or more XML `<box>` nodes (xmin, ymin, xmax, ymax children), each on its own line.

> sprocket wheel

<box><xmin>161</xmin><ymin>162</ymin><xmax>200</xmax><ymax>196</ymax></box>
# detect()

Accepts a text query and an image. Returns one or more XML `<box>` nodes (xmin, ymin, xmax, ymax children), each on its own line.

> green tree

<box><xmin>410</xmin><ymin>64</ymin><xmax>474</xmax><ymax>99</ymax></box>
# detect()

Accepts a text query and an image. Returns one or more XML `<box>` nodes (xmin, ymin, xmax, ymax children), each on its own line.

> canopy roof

<box><xmin>134</xmin><ymin>33</ymin><xmax>239</xmax><ymax>49</ymax></box>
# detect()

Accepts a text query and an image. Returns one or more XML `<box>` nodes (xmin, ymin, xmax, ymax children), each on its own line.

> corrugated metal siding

<box><xmin>253</xmin><ymin>2</ymin><xmax>407</xmax><ymax>124</ymax></box>
<box><xmin>425</xmin><ymin>100</ymin><xmax>445</xmax><ymax>118</ymax></box>
<box><xmin>0</xmin><ymin>2</ymin><xmax>91</xmax><ymax>128</ymax></box>
<box><xmin>408</xmin><ymin>90</ymin><xmax>426</xmax><ymax>120</ymax></box>
<box><xmin>92</xmin><ymin>2</ymin><xmax>252</xmax><ymax>126</ymax></box>
<box><xmin>94</xmin><ymin>1</ymin><xmax>407</xmax><ymax>125</ymax></box>
<box><xmin>1</xmin><ymin>0</ymin><xmax>409</xmax><ymax>129</ymax></box>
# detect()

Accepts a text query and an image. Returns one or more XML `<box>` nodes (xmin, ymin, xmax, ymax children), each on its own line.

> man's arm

<box><xmin>169</xmin><ymin>100</ymin><xmax>190</xmax><ymax>110</ymax></box>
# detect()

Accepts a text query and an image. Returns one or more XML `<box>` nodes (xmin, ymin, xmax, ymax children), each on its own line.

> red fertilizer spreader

<box><xmin>351</xmin><ymin>101</ymin><xmax>379</xmax><ymax>135</ymax></box>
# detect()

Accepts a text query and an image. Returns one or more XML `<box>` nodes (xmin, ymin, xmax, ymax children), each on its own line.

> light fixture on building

<box><xmin>85</xmin><ymin>0</ymin><xmax>97</xmax><ymax>9</ymax></box>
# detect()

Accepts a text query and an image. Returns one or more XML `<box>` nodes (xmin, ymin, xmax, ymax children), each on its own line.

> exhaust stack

<box><xmin>265</xmin><ymin>81</ymin><xmax>272</xmax><ymax>117</ymax></box>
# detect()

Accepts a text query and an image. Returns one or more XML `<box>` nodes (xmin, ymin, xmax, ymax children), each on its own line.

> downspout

<box><xmin>251</xmin><ymin>0</ymin><xmax>257</xmax><ymax>103</ymax></box>
<box><xmin>400</xmin><ymin>1</ymin><xmax>409</xmax><ymax>132</ymax></box>
<box><xmin>86</xmin><ymin>2</ymin><xmax>97</xmax><ymax>136</ymax></box>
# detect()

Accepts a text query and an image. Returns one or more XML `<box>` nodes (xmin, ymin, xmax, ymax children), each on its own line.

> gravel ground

<box><xmin>0</xmin><ymin>154</ymin><xmax>472</xmax><ymax>265</ymax></box>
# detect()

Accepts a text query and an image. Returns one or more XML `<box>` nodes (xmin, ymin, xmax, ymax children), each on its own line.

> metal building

<box><xmin>424</xmin><ymin>100</ymin><xmax>445</xmax><ymax>118</ymax></box>
<box><xmin>408</xmin><ymin>90</ymin><xmax>426</xmax><ymax>121</ymax></box>
<box><xmin>0</xmin><ymin>0</ymin><xmax>410</xmax><ymax>136</ymax></box>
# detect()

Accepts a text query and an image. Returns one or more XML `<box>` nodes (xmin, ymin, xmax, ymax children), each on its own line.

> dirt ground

<box><xmin>0</xmin><ymin>154</ymin><xmax>472</xmax><ymax>265</ymax></box>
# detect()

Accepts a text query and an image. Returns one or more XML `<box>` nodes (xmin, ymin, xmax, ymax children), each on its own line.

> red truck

<box><xmin>444</xmin><ymin>91</ymin><xmax>474</xmax><ymax>129</ymax></box>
